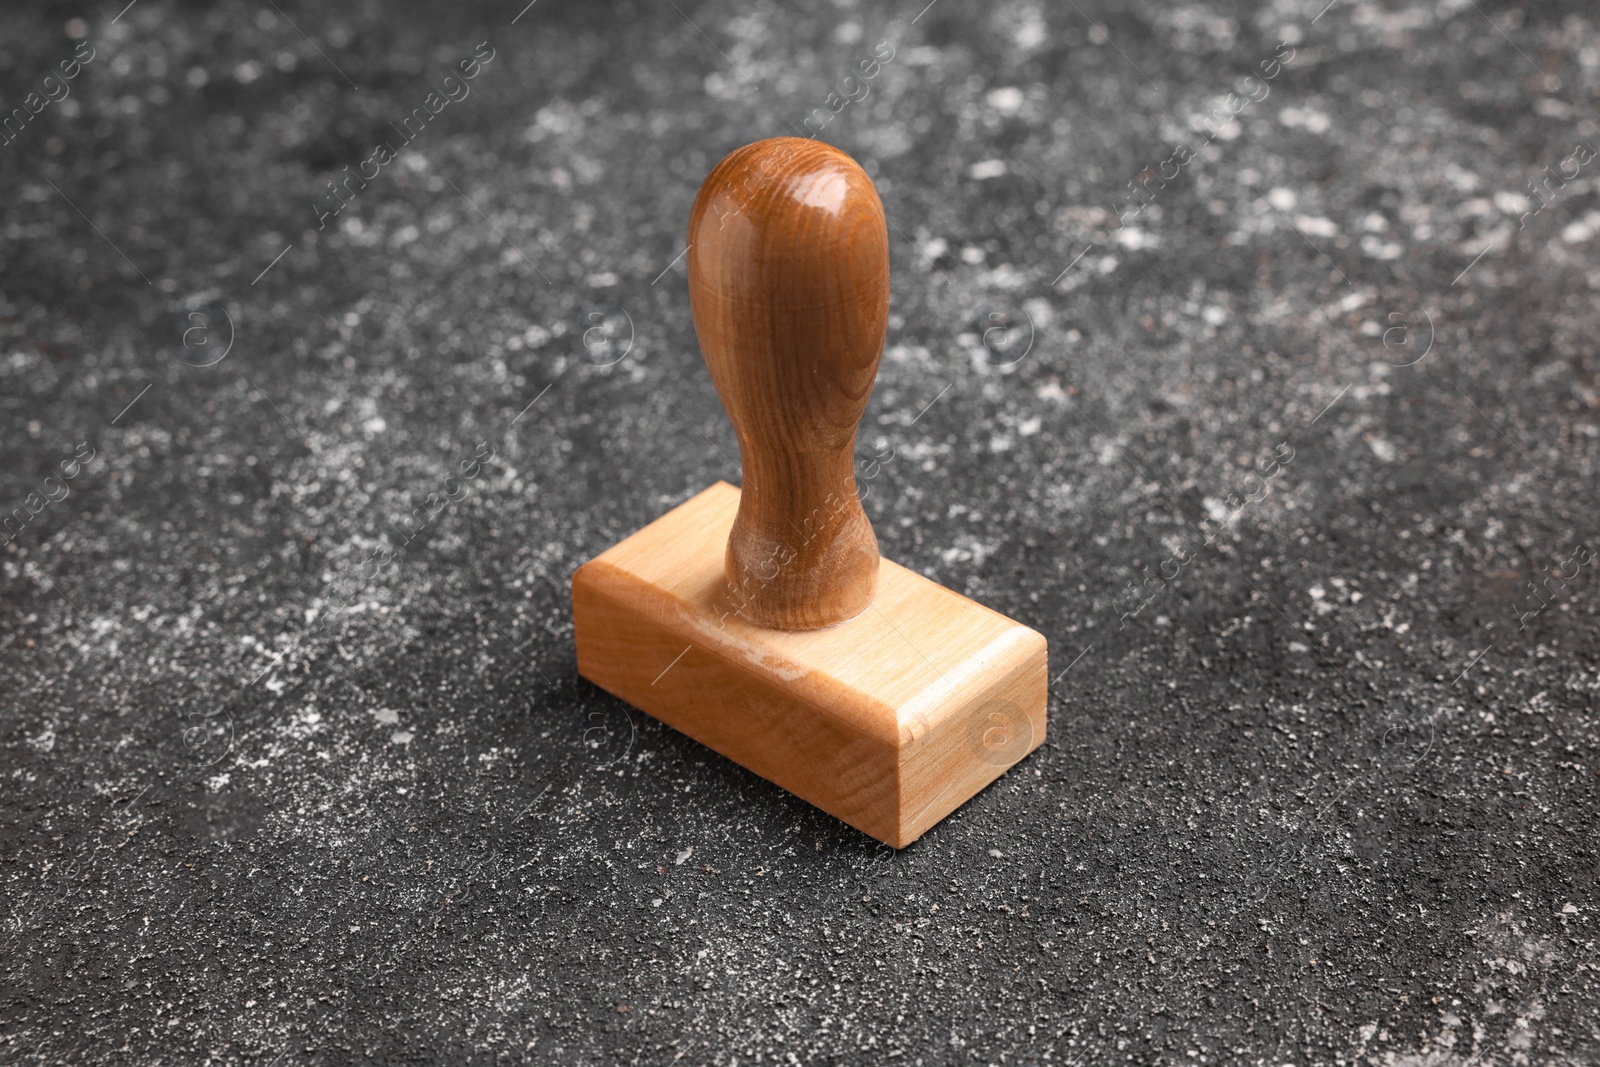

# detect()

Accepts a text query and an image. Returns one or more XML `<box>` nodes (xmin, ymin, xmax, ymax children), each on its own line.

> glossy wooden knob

<box><xmin>688</xmin><ymin>138</ymin><xmax>890</xmax><ymax>631</ymax></box>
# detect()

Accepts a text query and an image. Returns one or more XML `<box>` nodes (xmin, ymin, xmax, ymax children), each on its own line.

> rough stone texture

<box><xmin>2</xmin><ymin>1</ymin><xmax>1598</xmax><ymax>1064</ymax></box>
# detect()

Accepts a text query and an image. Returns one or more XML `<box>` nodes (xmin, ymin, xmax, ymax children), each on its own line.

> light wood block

<box><xmin>572</xmin><ymin>481</ymin><xmax>1048</xmax><ymax>847</ymax></box>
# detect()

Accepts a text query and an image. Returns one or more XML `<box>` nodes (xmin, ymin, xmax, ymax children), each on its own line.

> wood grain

<box><xmin>688</xmin><ymin>138</ymin><xmax>890</xmax><ymax>631</ymax></box>
<box><xmin>572</xmin><ymin>483</ymin><xmax>1048</xmax><ymax>848</ymax></box>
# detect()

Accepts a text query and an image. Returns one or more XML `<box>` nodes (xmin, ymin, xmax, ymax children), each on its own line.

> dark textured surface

<box><xmin>3</xmin><ymin>1</ymin><xmax>1599</xmax><ymax>1063</ymax></box>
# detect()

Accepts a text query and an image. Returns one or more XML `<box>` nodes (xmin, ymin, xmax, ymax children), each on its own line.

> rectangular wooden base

<box><xmin>571</xmin><ymin>482</ymin><xmax>1047</xmax><ymax>847</ymax></box>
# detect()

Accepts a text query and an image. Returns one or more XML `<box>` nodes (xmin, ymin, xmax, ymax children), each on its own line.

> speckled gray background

<box><xmin>2</xmin><ymin>0</ymin><xmax>1598</xmax><ymax>1063</ymax></box>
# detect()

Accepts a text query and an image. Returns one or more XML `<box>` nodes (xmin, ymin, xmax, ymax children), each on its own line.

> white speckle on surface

<box><xmin>1534</xmin><ymin>95</ymin><xmax>1571</xmax><ymax>118</ymax></box>
<box><xmin>1279</xmin><ymin>106</ymin><xmax>1331</xmax><ymax>133</ymax></box>
<box><xmin>1209</xmin><ymin>118</ymin><xmax>1242</xmax><ymax>140</ymax></box>
<box><xmin>1368</xmin><ymin>437</ymin><xmax>1397</xmax><ymax>463</ymax></box>
<box><xmin>939</xmin><ymin>535</ymin><xmax>999</xmax><ymax>567</ymax></box>
<box><xmin>390</xmin><ymin>730</ymin><xmax>413</xmax><ymax>745</ymax></box>
<box><xmin>1494</xmin><ymin>190</ymin><xmax>1530</xmax><ymax>216</ymax></box>
<box><xmin>1361</xmin><ymin>235</ymin><xmax>1403</xmax><ymax>259</ymax></box>
<box><xmin>1115</xmin><ymin>226</ymin><xmax>1156</xmax><ymax>250</ymax></box>
<box><xmin>986</xmin><ymin>87</ymin><xmax>1023</xmax><ymax>114</ymax></box>
<box><xmin>26</xmin><ymin>727</ymin><xmax>55</xmax><ymax>753</ymax></box>
<box><xmin>1267</xmin><ymin>187</ymin><xmax>1297</xmax><ymax>212</ymax></box>
<box><xmin>206</xmin><ymin>773</ymin><xmax>231</xmax><ymax>792</ymax></box>
<box><xmin>988</xmin><ymin>848</ymin><xmax>1003</xmax><ymax>857</ymax></box>
<box><xmin>675</xmin><ymin>847</ymin><xmax>694</xmax><ymax>865</ymax></box>
<box><xmin>968</xmin><ymin>159</ymin><xmax>1007</xmax><ymax>180</ymax></box>
<box><xmin>1021</xmin><ymin>296</ymin><xmax>1053</xmax><ymax>327</ymax></box>
<box><xmin>1294</xmin><ymin>215</ymin><xmax>1339</xmax><ymax>238</ymax></box>
<box><xmin>1035</xmin><ymin>381</ymin><xmax>1067</xmax><ymax>404</ymax></box>
<box><xmin>372</xmin><ymin>708</ymin><xmax>400</xmax><ymax>725</ymax></box>
<box><xmin>1013</xmin><ymin>9</ymin><xmax>1046</xmax><ymax>50</ymax></box>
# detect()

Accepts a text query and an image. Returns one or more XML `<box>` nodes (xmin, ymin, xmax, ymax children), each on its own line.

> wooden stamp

<box><xmin>572</xmin><ymin>138</ymin><xmax>1047</xmax><ymax>847</ymax></box>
